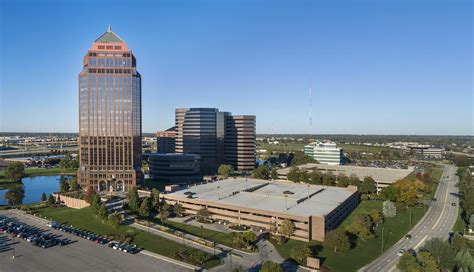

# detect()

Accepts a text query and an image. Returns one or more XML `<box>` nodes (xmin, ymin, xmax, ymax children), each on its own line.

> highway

<box><xmin>360</xmin><ymin>165</ymin><xmax>459</xmax><ymax>272</ymax></box>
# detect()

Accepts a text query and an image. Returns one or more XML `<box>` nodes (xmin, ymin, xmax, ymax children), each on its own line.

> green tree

<box><xmin>69</xmin><ymin>178</ymin><xmax>80</xmax><ymax>191</ymax></box>
<box><xmin>47</xmin><ymin>194</ymin><xmax>55</xmax><ymax>206</ymax></box>
<box><xmin>173</xmin><ymin>203</ymin><xmax>184</xmax><ymax>217</ymax></box>
<box><xmin>151</xmin><ymin>188</ymin><xmax>160</xmax><ymax>212</ymax></box>
<box><xmin>298</xmin><ymin>169</ymin><xmax>309</xmax><ymax>183</ymax></box>
<box><xmin>309</xmin><ymin>170</ymin><xmax>323</xmax><ymax>184</ymax></box>
<box><xmin>397</xmin><ymin>252</ymin><xmax>421</xmax><ymax>272</ymax></box>
<box><xmin>325</xmin><ymin>229</ymin><xmax>350</xmax><ymax>252</ymax></box>
<box><xmin>381</xmin><ymin>186</ymin><xmax>400</xmax><ymax>202</ymax></box>
<box><xmin>98</xmin><ymin>202</ymin><xmax>107</xmax><ymax>222</ymax></box>
<box><xmin>270</xmin><ymin>168</ymin><xmax>278</xmax><ymax>180</ymax></box>
<box><xmin>336</xmin><ymin>173</ymin><xmax>350</xmax><ymax>187</ymax></box>
<box><xmin>280</xmin><ymin>219</ymin><xmax>295</xmax><ymax>239</ymax></box>
<box><xmin>287</xmin><ymin>167</ymin><xmax>300</xmax><ymax>182</ymax></box>
<box><xmin>218</xmin><ymin>164</ymin><xmax>234</xmax><ymax>178</ymax></box>
<box><xmin>41</xmin><ymin>192</ymin><xmax>47</xmax><ymax>202</ymax></box>
<box><xmin>197</xmin><ymin>207</ymin><xmax>210</xmax><ymax>223</ymax></box>
<box><xmin>5</xmin><ymin>162</ymin><xmax>25</xmax><ymax>181</ymax></box>
<box><xmin>422</xmin><ymin>238</ymin><xmax>457</xmax><ymax>270</ymax></box>
<box><xmin>60</xmin><ymin>178</ymin><xmax>70</xmax><ymax>193</ymax></box>
<box><xmin>417</xmin><ymin>251</ymin><xmax>439</xmax><ymax>272</ymax></box>
<box><xmin>290</xmin><ymin>244</ymin><xmax>312</xmax><ymax>265</ymax></box>
<box><xmin>359</xmin><ymin>176</ymin><xmax>377</xmax><ymax>198</ymax></box>
<box><xmin>290</xmin><ymin>151</ymin><xmax>315</xmax><ymax>166</ymax></box>
<box><xmin>322</xmin><ymin>171</ymin><xmax>336</xmax><ymax>186</ymax></box>
<box><xmin>346</xmin><ymin>214</ymin><xmax>374</xmax><ymax>240</ymax></box>
<box><xmin>91</xmin><ymin>193</ymin><xmax>101</xmax><ymax>214</ymax></box>
<box><xmin>252</xmin><ymin>165</ymin><xmax>270</xmax><ymax>179</ymax></box>
<box><xmin>260</xmin><ymin>260</ymin><xmax>283</xmax><ymax>272</ymax></box>
<box><xmin>108</xmin><ymin>212</ymin><xmax>122</xmax><ymax>229</ymax></box>
<box><xmin>59</xmin><ymin>154</ymin><xmax>79</xmax><ymax>169</ymax></box>
<box><xmin>454</xmin><ymin>249</ymin><xmax>474</xmax><ymax>272</ymax></box>
<box><xmin>369</xmin><ymin>210</ymin><xmax>384</xmax><ymax>225</ymax></box>
<box><xmin>139</xmin><ymin>197</ymin><xmax>150</xmax><ymax>217</ymax></box>
<box><xmin>5</xmin><ymin>187</ymin><xmax>25</xmax><ymax>205</ymax></box>
<box><xmin>127</xmin><ymin>186</ymin><xmax>139</xmax><ymax>212</ymax></box>
<box><xmin>159</xmin><ymin>209</ymin><xmax>169</xmax><ymax>225</ymax></box>
<box><xmin>349</xmin><ymin>174</ymin><xmax>361</xmax><ymax>186</ymax></box>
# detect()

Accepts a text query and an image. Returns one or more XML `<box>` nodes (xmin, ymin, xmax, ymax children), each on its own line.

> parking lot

<box><xmin>0</xmin><ymin>210</ymin><xmax>191</xmax><ymax>272</ymax></box>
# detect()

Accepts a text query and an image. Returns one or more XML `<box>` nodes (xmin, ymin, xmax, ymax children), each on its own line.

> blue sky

<box><xmin>0</xmin><ymin>0</ymin><xmax>472</xmax><ymax>135</ymax></box>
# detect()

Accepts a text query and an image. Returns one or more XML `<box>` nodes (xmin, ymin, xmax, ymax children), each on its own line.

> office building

<box><xmin>163</xmin><ymin>178</ymin><xmax>359</xmax><ymax>241</ymax></box>
<box><xmin>77</xmin><ymin>27</ymin><xmax>142</xmax><ymax>192</ymax></box>
<box><xmin>175</xmin><ymin>108</ymin><xmax>256</xmax><ymax>173</ymax></box>
<box><xmin>304</xmin><ymin>141</ymin><xmax>343</xmax><ymax>165</ymax></box>
<box><xmin>148</xmin><ymin>153</ymin><xmax>201</xmax><ymax>183</ymax></box>
<box><xmin>157</xmin><ymin>126</ymin><xmax>176</xmax><ymax>153</ymax></box>
<box><xmin>225</xmin><ymin>115</ymin><xmax>256</xmax><ymax>171</ymax></box>
<box><xmin>409</xmin><ymin>146</ymin><xmax>444</xmax><ymax>158</ymax></box>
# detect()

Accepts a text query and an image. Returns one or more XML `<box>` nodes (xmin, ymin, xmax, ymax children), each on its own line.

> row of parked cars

<box><xmin>0</xmin><ymin>216</ymin><xmax>70</xmax><ymax>249</ymax></box>
<box><xmin>48</xmin><ymin>221</ymin><xmax>140</xmax><ymax>254</ymax></box>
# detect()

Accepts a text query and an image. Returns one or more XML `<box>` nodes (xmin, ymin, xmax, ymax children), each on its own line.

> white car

<box><xmin>397</xmin><ymin>249</ymin><xmax>406</xmax><ymax>256</ymax></box>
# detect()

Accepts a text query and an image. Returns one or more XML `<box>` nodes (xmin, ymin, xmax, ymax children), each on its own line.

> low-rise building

<box><xmin>148</xmin><ymin>153</ymin><xmax>202</xmax><ymax>183</ymax></box>
<box><xmin>304</xmin><ymin>141</ymin><xmax>343</xmax><ymax>165</ymax></box>
<box><xmin>162</xmin><ymin>178</ymin><xmax>359</xmax><ymax>241</ymax></box>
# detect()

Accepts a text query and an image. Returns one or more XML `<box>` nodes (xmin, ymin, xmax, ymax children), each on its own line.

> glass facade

<box><xmin>78</xmin><ymin>29</ymin><xmax>141</xmax><ymax>192</ymax></box>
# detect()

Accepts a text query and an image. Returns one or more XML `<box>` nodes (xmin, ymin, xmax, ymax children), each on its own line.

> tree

<box><xmin>159</xmin><ymin>209</ymin><xmax>169</xmax><ymax>225</ymax></box>
<box><xmin>422</xmin><ymin>238</ymin><xmax>457</xmax><ymax>270</ymax></box>
<box><xmin>108</xmin><ymin>212</ymin><xmax>122</xmax><ymax>229</ymax></box>
<box><xmin>397</xmin><ymin>252</ymin><xmax>421</xmax><ymax>272</ymax></box>
<box><xmin>454</xmin><ymin>249</ymin><xmax>474</xmax><ymax>272</ymax></box>
<box><xmin>47</xmin><ymin>194</ymin><xmax>55</xmax><ymax>206</ymax></box>
<box><xmin>298</xmin><ymin>169</ymin><xmax>309</xmax><ymax>183</ymax></box>
<box><xmin>173</xmin><ymin>203</ymin><xmax>184</xmax><ymax>217</ymax></box>
<box><xmin>280</xmin><ymin>219</ymin><xmax>295</xmax><ymax>238</ymax></box>
<box><xmin>59</xmin><ymin>154</ymin><xmax>79</xmax><ymax>169</ymax></box>
<box><xmin>289</xmin><ymin>151</ymin><xmax>315</xmax><ymax>166</ymax></box>
<box><xmin>349</xmin><ymin>174</ymin><xmax>361</xmax><ymax>186</ymax></box>
<box><xmin>139</xmin><ymin>197</ymin><xmax>150</xmax><ymax>217</ymax></box>
<box><xmin>383</xmin><ymin>200</ymin><xmax>397</xmax><ymax>218</ymax></box>
<box><xmin>60</xmin><ymin>178</ymin><xmax>70</xmax><ymax>193</ymax></box>
<box><xmin>369</xmin><ymin>210</ymin><xmax>384</xmax><ymax>225</ymax></box>
<box><xmin>260</xmin><ymin>260</ymin><xmax>283</xmax><ymax>272</ymax></box>
<box><xmin>151</xmin><ymin>188</ymin><xmax>160</xmax><ymax>212</ymax></box>
<box><xmin>188</xmin><ymin>251</ymin><xmax>208</xmax><ymax>266</ymax></box>
<box><xmin>287</xmin><ymin>167</ymin><xmax>300</xmax><ymax>182</ymax></box>
<box><xmin>5</xmin><ymin>162</ymin><xmax>25</xmax><ymax>181</ymax></box>
<box><xmin>416</xmin><ymin>251</ymin><xmax>439</xmax><ymax>272</ymax></box>
<box><xmin>253</xmin><ymin>165</ymin><xmax>270</xmax><ymax>180</ymax></box>
<box><xmin>5</xmin><ymin>187</ymin><xmax>25</xmax><ymax>205</ymax></box>
<box><xmin>197</xmin><ymin>207</ymin><xmax>210</xmax><ymax>223</ymax></box>
<box><xmin>309</xmin><ymin>170</ymin><xmax>323</xmax><ymax>184</ymax></box>
<box><xmin>41</xmin><ymin>192</ymin><xmax>47</xmax><ymax>202</ymax></box>
<box><xmin>290</xmin><ymin>244</ymin><xmax>312</xmax><ymax>265</ymax></box>
<box><xmin>69</xmin><ymin>178</ymin><xmax>80</xmax><ymax>191</ymax></box>
<box><xmin>84</xmin><ymin>186</ymin><xmax>95</xmax><ymax>204</ymax></box>
<box><xmin>218</xmin><ymin>164</ymin><xmax>233</xmax><ymax>178</ymax></box>
<box><xmin>91</xmin><ymin>193</ymin><xmax>101</xmax><ymax>214</ymax></box>
<box><xmin>270</xmin><ymin>168</ymin><xmax>278</xmax><ymax>180</ymax></box>
<box><xmin>98</xmin><ymin>202</ymin><xmax>107</xmax><ymax>222</ymax></box>
<box><xmin>322</xmin><ymin>171</ymin><xmax>336</xmax><ymax>186</ymax></box>
<box><xmin>359</xmin><ymin>176</ymin><xmax>377</xmax><ymax>198</ymax></box>
<box><xmin>381</xmin><ymin>186</ymin><xmax>400</xmax><ymax>202</ymax></box>
<box><xmin>346</xmin><ymin>214</ymin><xmax>374</xmax><ymax>240</ymax></box>
<box><xmin>127</xmin><ymin>186</ymin><xmax>139</xmax><ymax>212</ymax></box>
<box><xmin>336</xmin><ymin>173</ymin><xmax>350</xmax><ymax>187</ymax></box>
<box><xmin>325</xmin><ymin>229</ymin><xmax>350</xmax><ymax>252</ymax></box>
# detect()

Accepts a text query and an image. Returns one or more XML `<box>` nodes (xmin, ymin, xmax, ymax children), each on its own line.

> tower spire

<box><xmin>107</xmin><ymin>25</ymin><xmax>112</xmax><ymax>32</ymax></box>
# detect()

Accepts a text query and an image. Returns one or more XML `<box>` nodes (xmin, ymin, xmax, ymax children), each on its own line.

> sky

<box><xmin>0</xmin><ymin>0</ymin><xmax>472</xmax><ymax>135</ymax></box>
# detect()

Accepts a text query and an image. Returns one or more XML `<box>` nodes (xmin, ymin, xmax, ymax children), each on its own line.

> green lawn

<box><xmin>160</xmin><ymin>219</ymin><xmax>235</xmax><ymax>248</ymax></box>
<box><xmin>339</xmin><ymin>144</ymin><xmax>396</xmax><ymax>153</ymax></box>
<box><xmin>35</xmin><ymin>207</ymin><xmax>221</xmax><ymax>269</ymax></box>
<box><xmin>24</xmin><ymin>167</ymin><xmax>77</xmax><ymax>177</ymax></box>
<box><xmin>453</xmin><ymin>206</ymin><xmax>466</xmax><ymax>233</ymax></box>
<box><xmin>271</xmin><ymin>201</ymin><xmax>426</xmax><ymax>272</ymax></box>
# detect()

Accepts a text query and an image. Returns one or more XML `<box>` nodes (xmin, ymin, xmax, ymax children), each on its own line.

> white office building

<box><xmin>304</xmin><ymin>141</ymin><xmax>343</xmax><ymax>165</ymax></box>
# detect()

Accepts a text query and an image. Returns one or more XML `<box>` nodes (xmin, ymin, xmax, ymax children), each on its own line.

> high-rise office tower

<box><xmin>156</xmin><ymin>126</ymin><xmax>177</xmax><ymax>153</ymax></box>
<box><xmin>225</xmin><ymin>115</ymin><xmax>256</xmax><ymax>171</ymax></box>
<box><xmin>175</xmin><ymin>108</ymin><xmax>255</xmax><ymax>173</ymax></box>
<box><xmin>78</xmin><ymin>27</ymin><xmax>142</xmax><ymax>192</ymax></box>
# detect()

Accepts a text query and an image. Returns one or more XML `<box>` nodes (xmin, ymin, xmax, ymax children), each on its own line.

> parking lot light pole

<box><xmin>12</xmin><ymin>234</ymin><xmax>15</xmax><ymax>259</ymax></box>
<box><xmin>381</xmin><ymin>227</ymin><xmax>384</xmax><ymax>253</ymax></box>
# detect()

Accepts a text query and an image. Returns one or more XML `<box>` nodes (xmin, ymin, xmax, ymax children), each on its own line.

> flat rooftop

<box><xmin>278</xmin><ymin>163</ymin><xmax>413</xmax><ymax>184</ymax></box>
<box><xmin>166</xmin><ymin>178</ymin><xmax>356</xmax><ymax>218</ymax></box>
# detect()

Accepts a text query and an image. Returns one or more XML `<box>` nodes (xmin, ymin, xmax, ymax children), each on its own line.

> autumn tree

<box><xmin>218</xmin><ymin>164</ymin><xmax>234</xmax><ymax>178</ymax></box>
<box><xmin>280</xmin><ymin>219</ymin><xmax>295</xmax><ymax>239</ymax></box>
<box><xmin>5</xmin><ymin>162</ymin><xmax>24</xmax><ymax>182</ymax></box>
<box><xmin>325</xmin><ymin>229</ymin><xmax>350</xmax><ymax>252</ymax></box>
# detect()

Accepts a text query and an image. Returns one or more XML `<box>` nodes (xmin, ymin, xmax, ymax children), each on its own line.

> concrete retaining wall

<box><xmin>53</xmin><ymin>193</ymin><xmax>90</xmax><ymax>209</ymax></box>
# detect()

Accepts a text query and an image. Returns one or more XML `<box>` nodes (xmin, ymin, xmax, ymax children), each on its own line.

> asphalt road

<box><xmin>0</xmin><ymin>210</ymin><xmax>190</xmax><ymax>272</ymax></box>
<box><xmin>360</xmin><ymin>165</ymin><xmax>459</xmax><ymax>272</ymax></box>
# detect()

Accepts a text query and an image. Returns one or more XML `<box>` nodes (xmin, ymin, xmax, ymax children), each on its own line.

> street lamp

<box><xmin>381</xmin><ymin>227</ymin><xmax>384</xmax><ymax>253</ymax></box>
<box><xmin>307</xmin><ymin>184</ymin><xmax>310</xmax><ymax>200</ymax></box>
<box><xmin>11</xmin><ymin>234</ymin><xmax>15</xmax><ymax>259</ymax></box>
<box><xmin>217</xmin><ymin>186</ymin><xmax>220</xmax><ymax>200</ymax></box>
<box><xmin>200</xmin><ymin>225</ymin><xmax>203</xmax><ymax>238</ymax></box>
<box><xmin>284</xmin><ymin>194</ymin><xmax>288</xmax><ymax>210</ymax></box>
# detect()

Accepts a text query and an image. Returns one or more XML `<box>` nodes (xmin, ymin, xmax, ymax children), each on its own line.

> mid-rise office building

<box><xmin>77</xmin><ymin>27</ymin><xmax>142</xmax><ymax>192</ymax></box>
<box><xmin>225</xmin><ymin>115</ymin><xmax>256</xmax><ymax>171</ymax></box>
<box><xmin>157</xmin><ymin>126</ymin><xmax>176</xmax><ymax>153</ymax></box>
<box><xmin>148</xmin><ymin>153</ymin><xmax>201</xmax><ymax>183</ymax></box>
<box><xmin>304</xmin><ymin>141</ymin><xmax>343</xmax><ymax>165</ymax></box>
<box><xmin>175</xmin><ymin>108</ymin><xmax>256</xmax><ymax>173</ymax></box>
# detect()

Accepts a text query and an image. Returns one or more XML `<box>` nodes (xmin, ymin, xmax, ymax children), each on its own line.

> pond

<box><xmin>0</xmin><ymin>175</ymin><xmax>70</xmax><ymax>206</ymax></box>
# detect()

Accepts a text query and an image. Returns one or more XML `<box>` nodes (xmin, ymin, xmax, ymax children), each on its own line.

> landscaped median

<box><xmin>33</xmin><ymin>206</ymin><xmax>222</xmax><ymax>269</ymax></box>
